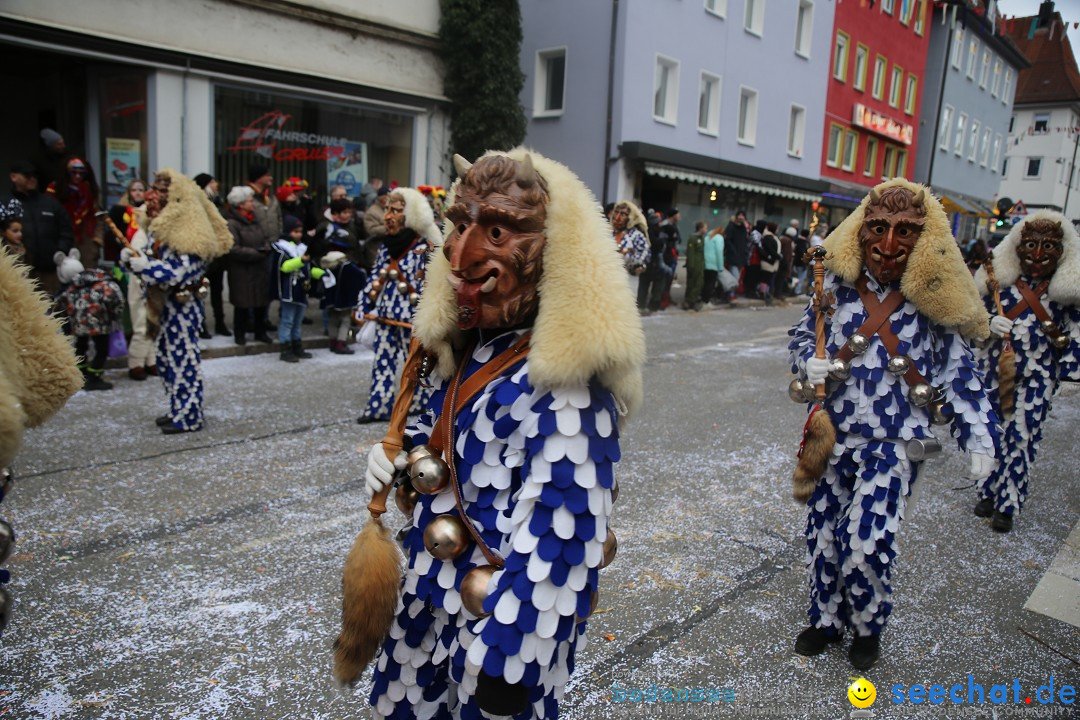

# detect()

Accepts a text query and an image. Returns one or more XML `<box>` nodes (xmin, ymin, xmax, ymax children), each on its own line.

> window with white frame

<box><xmin>899</xmin><ymin>0</ymin><xmax>912</xmax><ymax>24</ymax></box>
<box><xmin>967</xmin><ymin>39</ymin><xmax>977</xmax><ymax>79</ymax></box>
<box><xmin>788</xmin><ymin>104</ymin><xmax>806</xmax><ymax>157</ymax></box>
<box><xmin>980</xmin><ymin>50</ymin><xmax>991</xmax><ymax>89</ymax></box>
<box><xmin>704</xmin><ymin>0</ymin><xmax>727</xmax><ymax>17</ymax></box>
<box><xmin>853</xmin><ymin>45</ymin><xmax>868</xmax><ymax>91</ymax></box>
<box><xmin>882</xmin><ymin>145</ymin><xmax>897</xmax><ymax>179</ymax></box>
<box><xmin>865</xmin><ymin>138</ymin><xmax>879</xmax><ymax>176</ymax></box>
<box><xmin>904</xmin><ymin>74</ymin><xmax>917</xmax><ymax>115</ymax></box>
<box><xmin>882</xmin><ymin>0</ymin><xmax>894</xmax><ymax>14</ymax></box>
<box><xmin>698</xmin><ymin>72</ymin><xmax>722</xmax><ymax>135</ymax></box>
<box><xmin>1025</xmin><ymin>157</ymin><xmax>1042</xmax><ymax>178</ymax></box>
<box><xmin>968</xmin><ymin>120</ymin><xmax>980</xmax><ymax>161</ymax></box>
<box><xmin>889</xmin><ymin>66</ymin><xmax>903</xmax><ymax>108</ymax></box>
<box><xmin>795</xmin><ymin>0</ymin><xmax>813</xmax><ymax>57</ymax></box>
<box><xmin>1034</xmin><ymin>113</ymin><xmax>1050</xmax><ymax>134</ymax></box>
<box><xmin>833</xmin><ymin>32</ymin><xmax>849</xmax><ymax>81</ymax></box>
<box><xmin>951</xmin><ymin>28</ymin><xmax>964</xmax><ymax>69</ymax></box>
<box><xmin>939</xmin><ymin>105</ymin><xmax>954</xmax><ymax>150</ymax></box>
<box><xmin>992</xmin><ymin>61</ymin><xmax>1002</xmax><ymax>97</ymax></box>
<box><xmin>653</xmin><ymin>55</ymin><xmax>679</xmax><ymax>124</ymax></box>
<box><xmin>1002</xmin><ymin>69</ymin><xmax>1013</xmax><ymax>102</ymax></box>
<box><xmin>896</xmin><ymin>149</ymin><xmax>908</xmax><ymax>177</ymax></box>
<box><xmin>533</xmin><ymin>48</ymin><xmax>567</xmax><ymax>117</ymax></box>
<box><xmin>842</xmin><ymin>129</ymin><xmax>858</xmax><ymax>171</ymax></box>
<box><xmin>914</xmin><ymin>0</ymin><xmax>925</xmax><ymax>34</ymax></box>
<box><xmin>826</xmin><ymin>124</ymin><xmax>843</xmax><ymax>167</ymax></box>
<box><xmin>980</xmin><ymin>127</ymin><xmax>991</xmax><ymax>166</ymax></box>
<box><xmin>1009</xmin><ymin>115</ymin><xmax>1015</xmax><ymax>134</ymax></box>
<box><xmin>744</xmin><ymin>0</ymin><xmax>764</xmax><ymax>35</ymax></box>
<box><xmin>991</xmin><ymin>134</ymin><xmax>1002</xmax><ymax>173</ymax></box>
<box><xmin>954</xmin><ymin>113</ymin><xmax>967</xmax><ymax>155</ymax></box>
<box><xmin>872</xmin><ymin>55</ymin><xmax>886</xmax><ymax>99</ymax></box>
<box><xmin>737</xmin><ymin>86</ymin><xmax>759</xmax><ymax>145</ymax></box>
<box><xmin>1002</xmin><ymin>156</ymin><xmax>1009</xmax><ymax>177</ymax></box>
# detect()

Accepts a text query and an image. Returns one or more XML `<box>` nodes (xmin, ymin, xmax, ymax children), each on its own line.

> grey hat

<box><xmin>40</xmin><ymin>128</ymin><xmax>63</xmax><ymax>148</ymax></box>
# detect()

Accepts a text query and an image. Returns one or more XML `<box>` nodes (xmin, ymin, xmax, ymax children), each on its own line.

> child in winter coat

<box><xmin>53</xmin><ymin>248</ymin><xmax>124</xmax><ymax>390</ymax></box>
<box><xmin>270</xmin><ymin>215</ymin><xmax>327</xmax><ymax>363</ymax></box>
<box><xmin>319</xmin><ymin>250</ymin><xmax>368</xmax><ymax>355</ymax></box>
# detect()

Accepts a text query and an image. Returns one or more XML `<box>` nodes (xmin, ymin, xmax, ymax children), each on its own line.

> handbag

<box><xmin>107</xmin><ymin>328</ymin><xmax>129</xmax><ymax>358</ymax></box>
<box><xmin>718</xmin><ymin>268</ymin><xmax>738</xmax><ymax>292</ymax></box>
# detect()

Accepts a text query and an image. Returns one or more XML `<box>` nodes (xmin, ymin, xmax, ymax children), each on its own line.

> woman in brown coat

<box><xmin>225</xmin><ymin>186</ymin><xmax>271</xmax><ymax>345</ymax></box>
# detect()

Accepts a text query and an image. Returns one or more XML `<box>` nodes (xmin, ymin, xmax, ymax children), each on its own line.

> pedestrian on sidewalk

<box><xmin>54</xmin><ymin>248</ymin><xmax>124</xmax><ymax>391</ymax></box>
<box><xmin>682</xmin><ymin>220</ymin><xmax>706</xmax><ymax>310</ymax></box>
<box><xmin>270</xmin><ymin>215</ymin><xmax>327</xmax><ymax>363</ymax></box>
<box><xmin>225</xmin><ymin>186</ymin><xmax>272</xmax><ymax>346</ymax></box>
<box><xmin>757</xmin><ymin>222</ymin><xmax>781</xmax><ymax>306</ymax></box>
<box><xmin>194</xmin><ymin>173</ymin><xmax>230</xmax><ymax>337</ymax></box>
<box><xmin>723</xmin><ymin>210</ymin><xmax>750</xmax><ymax>302</ymax></box>
<box><xmin>702</xmin><ymin>225</ymin><xmax>725</xmax><ymax>305</ymax></box>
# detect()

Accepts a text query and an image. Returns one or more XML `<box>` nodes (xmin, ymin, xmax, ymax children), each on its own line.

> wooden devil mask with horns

<box><xmin>859</xmin><ymin>185</ymin><xmax>927</xmax><ymax>285</ymax></box>
<box><xmin>444</xmin><ymin>153</ymin><xmax>549</xmax><ymax>330</ymax></box>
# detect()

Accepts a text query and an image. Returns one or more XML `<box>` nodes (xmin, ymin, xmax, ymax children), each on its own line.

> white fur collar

<box><xmin>974</xmin><ymin>210</ymin><xmax>1080</xmax><ymax>305</ymax></box>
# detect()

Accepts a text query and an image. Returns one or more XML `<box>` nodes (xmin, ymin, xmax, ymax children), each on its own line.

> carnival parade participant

<box><xmin>357</xmin><ymin>150</ymin><xmax>645</xmax><ymax>719</ymax></box>
<box><xmin>53</xmin><ymin>248</ymin><xmax>124</xmax><ymax>391</ymax></box>
<box><xmin>121</xmin><ymin>170</ymin><xmax>232</xmax><ymax>434</ymax></box>
<box><xmin>610</xmin><ymin>200</ymin><xmax>650</xmax><ymax>303</ymax></box>
<box><xmin>356</xmin><ymin>187</ymin><xmax>440</xmax><ymax>424</ymax></box>
<box><xmin>972</xmin><ymin>211</ymin><xmax>1080</xmax><ymax>533</ymax></box>
<box><xmin>787</xmin><ymin>180</ymin><xmax>997</xmax><ymax>670</ymax></box>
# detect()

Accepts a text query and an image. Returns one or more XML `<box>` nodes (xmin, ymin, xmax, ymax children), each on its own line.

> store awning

<box><xmin>939</xmin><ymin>193</ymin><xmax>993</xmax><ymax>218</ymax></box>
<box><xmin>644</xmin><ymin>162</ymin><xmax>822</xmax><ymax>203</ymax></box>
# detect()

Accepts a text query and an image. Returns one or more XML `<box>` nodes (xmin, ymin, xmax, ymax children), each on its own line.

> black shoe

<box><xmin>279</xmin><ymin>349</ymin><xmax>299</xmax><ymax>363</ymax></box>
<box><xmin>161</xmin><ymin>424</ymin><xmax>198</xmax><ymax>435</ymax></box>
<box><xmin>129</xmin><ymin>366</ymin><xmax>148</xmax><ymax>381</ymax></box>
<box><xmin>215</xmin><ymin>323</ymin><xmax>231</xmax><ymax>337</ymax></box>
<box><xmin>992</xmin><ymin>511</ymin><xmax>1013</xmax><ymax>533</ymax></box>
<box><xmin>145</xmin><ymin>365</ymin><xmax>159</xmax><ymax>377</ymax></box>
<box><xmin>292</xmin><ymin>341</ymin><xmax>313</xmax><ymax>359</ymax></box>
<box><xmin>234</xmin><ymin>334</ymin><xmax>247</xmax><ymax>346</ymax></box>
<box><xmin>155</xmin><ymin>415</ymin><xmax>172</xmax><ymax>427</ymax></box>
<box><xmin>263</xmin><ymin>322</ymin><xmax>277</xmax><ymax>332</ymax></box>
<box><xmin>253</xmin><ymin>334</ymin><xmax>274</xmax><ymax>344</ymax></box>
<box><xmin>302</xmin><ymin>317</ymin><xmax>313</xmax><ymax>325</ymax></box>
<box><xmin>199</xmin><ymin>326</ymin><xmax>212</xmax><ymax>340</ymax></box>
<box><xmin>356</xmin><ymin>415</ymin><xmax>379</xmax><ymax>425</ymax></box>
<box><xmin>82</xmin><ymin>373</ymin><xmax>113</xmax><ymax>391</ymax></box>
<box><xmin>794</xmin><ymin>626</ymin><xmax>843</xmax><ymax>656</ymax></box>
<box><xmin>974</xmin><ymin>498</ymin><xmax>994</xmax><ymax>518</ymax></box>
<box><xmin>849</xmin><ymin>634</ymin><xmax>881</xmax><ymax>671</ymax></box>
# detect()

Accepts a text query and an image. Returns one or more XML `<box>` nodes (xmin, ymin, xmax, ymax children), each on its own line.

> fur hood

<box><xmin>973</xmin><ymin>210</ymin><xmax>1080</xmax><ymax>306</ymax></box>
<box><xmin>0</xmin><ymin>249</ymin><xmax>83</xmax><ymax>467</ymax></box>
<box><xmin>617</xmin><ymin>199</ymin><xmax>648</xmax><ymax>235</ymax></box>
<box><xmin>413</xmin><ymin>148</ymin><xmax>646</xmax><ymax>419</ymax></box>
<box><xmin>391</xmin><ymin>186</ymin><xmax>443</xmax><ymax>249</ymax></box>
<box><xmin>823</xmin><ymin>178</ymin><xmax>989</xmax><ymax>340</ymax></box>
<box><xmin>146</xmin><ymin>169</ymin><xmax>233</xmax><ymax>260</ymax></box>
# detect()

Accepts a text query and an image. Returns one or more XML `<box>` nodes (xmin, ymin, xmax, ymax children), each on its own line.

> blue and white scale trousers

<box><xmin>364</xmin><ymin>323</ymin><xmax>433</xmax><ymax>420</ymax></box>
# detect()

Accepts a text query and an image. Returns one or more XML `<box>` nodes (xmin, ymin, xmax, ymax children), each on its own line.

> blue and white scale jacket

<box><xmin>371</xmin><ymin>329</ymin><xmax>620</xmax><ymax>719</ymax></box>
<box><xmin>360</xmin><ymin>237</ymin><xmax>429</xmax><ymax>323</ymax></box>
<box><xmin>615</xmin><ymin>227</ymin><xmax>650</xmax><ymax>271</ymax></box>
<box><xmin>978</xmin><ymin>282</ymin><xmax>1080</xmax><ymax>421</ymax></box>
<box><xmin>788</xmin><ymin>271</ymin><xmax>998</xmax><ymax>456</ymax></box>
<box><xmin>134</xmin><ymin>243</ymin><xmax>206</xmax><ymax>315</ymax></box>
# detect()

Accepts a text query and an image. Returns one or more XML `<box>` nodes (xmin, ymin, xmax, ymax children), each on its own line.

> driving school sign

<box><xmin>228</xmin><ymin>111</ymin><xmax>349</xmax><ymax>161</ymax></box>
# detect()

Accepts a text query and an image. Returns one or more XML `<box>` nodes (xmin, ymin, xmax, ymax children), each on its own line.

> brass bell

<box><xmin>847</xmin><ymin>333</ymin><xmax>870</xmax><ymax>355</ymax></box>
<box><xmin>1041</xmin><ymin>319</ymin><xmax>1056</xmax><ymax>332</ymax></box>
<box><xmin>378</xmin><ymin>268</ymin><xmax>389</xmax><ymax>279</ymax></box>
<box><xmin>1051</xmin><ymin>334</ymin><xmax>1070</xmax><ymax>350</ymax></box>
<box><xmin>423</xmin><ymin>514</ymin><xmax>470</xmax><ymax>560</ymax></box>
<box><xmin>197</xmin><ymin>280</ymin><xmax>210</xmax><ymax>300</ymax></box>
<box><xmin>409</xmin><ymin>292</ymin><xmax>421</xmax><ymax>307</ymax></box>
<box><xmin>397</xmin><ymin>281</ymin><xmax>409</xmax><ymax>294</ymax></box>
<box><xmin>600</xmin><ymin>529</ymin><xmax>618</xmax><ymax>569</ymax></box>
<box><xmin>887</xmin><ymin>355</ymin><xmax>912</xmax><ymax>376</ymax></box>
<box><xmin>788</xmin><ymin>378</ymin><xmax>810</xmax><ymax>403</ymax></box>
<box><xmin>575</xmin><ymin>590</ymin><xmax>599</xmax><ymax>623</ymax></box>
<box><xmin>174</xmin><ymin>290</ymin><xmax>192</xmax><ymax>303</ymax></box>
<box><xmin>406</xmin><ymin>444</ymin><xmax>434</xmax><ymax>467</ymax></box>
<box><xmin>409</xmin><ymin>455</ymin><xmax>450</xmax><ymax>495</ymax></box>
<box><xmin>388</xmin><ymin>268</ymin><xmax>400</xmax><ymax>281</ymax></box>
<box><xmin>368</xmin><ymin>289</ymin><xmax>378</xmax><ymax>300</ymax></box>
<box><xmin>461</xmin><ymin>564</ymin><xmax>498</xmax><ymax>617</ymax></box>
<box><xmin>395</xmin><ymin>478</ymin><xmax>420</xmax><ymax>516</ymax></box>
<box><xmin>611</xmin><ymin>478</ymin><xmax>620</xmax><ymax>504</ymax></box>
<box><xmin>828</xmin><ymin>358</ymin><xmax>851</xmax><ymax>381</ymax></box>
<box><xmin>0</xmin><ymin>586</ymin><xmax>10</xmax><ymax>633</ymax></box>
<box><xmin>909</xmin><ymin>383</ymin><xmax>934</xmax><ymax>407</ymax></box>
<box><xmin>929</xmin><ymin>399</ymin><xmax>951</xmax><ymax>425</ymax></box>
<box><xmin>0</xmin><ymin>519</ymin><xmax>13</xmax><ymax>564</ymax></box>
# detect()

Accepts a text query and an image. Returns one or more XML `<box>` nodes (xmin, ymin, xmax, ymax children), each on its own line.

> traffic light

<box><xmin>994</xmin><ymin>197</ymin><xmax>1012</xmax><ymax>227</ymax></box>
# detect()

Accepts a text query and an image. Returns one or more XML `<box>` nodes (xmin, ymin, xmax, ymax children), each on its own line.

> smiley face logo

<box><xmin>848</xmin><ymin>677</ymin><xmax>876</xmax><ymax>708</ymax></box>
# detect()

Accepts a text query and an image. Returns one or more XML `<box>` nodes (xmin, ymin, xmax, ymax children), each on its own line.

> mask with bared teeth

<box><xmin>859</xmin><ymin>186</ymin><xmax>926</xmax><ymax>285</ymax></box>
<box><xmin>1016</xmin><ymin>218</ymin><xmax>1064</xmax><ymax>280</ymax></box>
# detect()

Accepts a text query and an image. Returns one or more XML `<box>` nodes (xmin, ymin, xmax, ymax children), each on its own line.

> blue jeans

<box><xmin>279</xmin><ymin>301</ymin><xmax>305</xmax><ymax>344</ymax></box>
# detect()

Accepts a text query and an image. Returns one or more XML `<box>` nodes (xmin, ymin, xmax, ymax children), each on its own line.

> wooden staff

<box><xmin>983</xmin><ymin>258</ymin><xmax>1016</xmax><ymax>419</ymax></box>
<box><xmin>94</xmin><ymin>211</ymin><xmax>139</xmax><ymax>256</ymax></box>
<box><xmin>334</xmin><ymin>336</ymin><xmax>426</xmax><ymax>684</ymax></box>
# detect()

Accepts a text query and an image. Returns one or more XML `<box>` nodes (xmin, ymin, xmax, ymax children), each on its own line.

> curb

<box><xmin>105</xmin><ymin>336</ymin><xmax>335</xmax><ymax>369</ymax></box>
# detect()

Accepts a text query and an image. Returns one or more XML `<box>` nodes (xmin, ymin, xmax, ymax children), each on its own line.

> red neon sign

<box><xmin>852</xmin><ymin>103</ymin><xmax>913</xmax><ymax>146</ymax></box>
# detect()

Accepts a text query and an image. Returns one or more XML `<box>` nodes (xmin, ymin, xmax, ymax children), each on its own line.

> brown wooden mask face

<box><xmin>1016</xmin><ymin>219</ymin><xmax>1064</xmax><ymax>279</ymax></box>
<box><xmin>611</xmin><ymin>204</ymin><xmax>629</xmax><ymax>232</ymax></box>
<box><xmin>384</xmin><ymin>196</ymin><xmax>406</xmax><ymax>236</ymax></box>
<box><xmin>145</xmin><ymin>172</ymin><xmax>171</xmax><ymax>219</ymax></box>
<box><xmin>859</xmin><ymin>186</ymin><xmax>926</xmax><ymax>285</ymax></box>
<box><xmin>443</xmin><ymin>155</ymin><xmax>548</xmax><ymax>331</ymax></box>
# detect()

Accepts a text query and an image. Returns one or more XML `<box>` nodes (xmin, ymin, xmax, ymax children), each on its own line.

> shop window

<box><xmin>698</xmin><ymin>72</ymin><xmax>722</xmax><ymax>135</ymax></box>
<box><xmin>98</xmin><ymin>71</ymin><xmax>149</xmax><ymax>208</ymax></box>
<box><xmin>534</xmin><ymin>48</ymin><xmax>567</xmax><ymax>117</ymax></box>
<box><xmin>214</xmin><ymin>85</ymin><xmax>415</xmax><ymax>200</ymax></box>
<box><xmin>654</xmin><ymin>55</ymin><xmax>680</xmax><ymax>125</ymax></box>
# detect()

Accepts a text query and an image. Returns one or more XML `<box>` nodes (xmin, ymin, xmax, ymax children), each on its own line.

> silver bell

<box><xmin>828</xmin><ymin>358</ymin><xmax>851</xmax><ymax>381</ymax></box>
<box><xmin>409</xmin><ymin>455</ymin><xmax>451</xmax><ymax>495</ymax></box>
<box><xmin>887</xmin><ymin>355</ymin><xmax>912</xmax><ymax>376</ymax></box>
<box><xmin>929</xmin><ymin>399</ymin><xmax>951</xmax><ymax>425</ymax></box>
<box><xmin>0</xmin><ymin>519</ymin><xmax>13</xmax><ymax>564</ymax></box>
<box><xmin>395</xmin><ymin>524</ymin><xmax>411</xmax><ymax>546</ymax></box>
<box><xmin>909</xmin><ymin>383</ymin><xmax>934</xmax><ymax>407</ymax></box>
<box><xmin>378</xmin><ymin>268</ymin><xmax>389</xmax><ymax>279</ymax></box>
<box><xmin>387</xmin><ymin>268</ymin><xmax>399</xmax><ymax>281</ymax></box>
<box><xmin>847</xmin><ymin>333</ymin><xmax>870</xmax><ymax>355</ymax></box>
<box><xmin>1041</xmin><ymin>319</ymin><xmax>1057</xmax><ymax>332</ymax></box>
<box><xmin>1051</xmin><ymin>334</ymin><xmax>1070</xmax><ymax>350</ymax></box>
<box><xmin>397</xmin><ymin>281</ymin><xmax>409</xmax><ymax>294</ymax></box>
<box><xmin>408</xmin><ymin>292</ymin><xmax>421</xmax><ymax>307</ymax></box>
<box><xmin>788</xmin><ymin>378</ymin><xmax>809</xmax><ymax>403</ymax></box>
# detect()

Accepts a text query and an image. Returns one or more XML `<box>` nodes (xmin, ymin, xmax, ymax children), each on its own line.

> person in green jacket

<box><xmin>682</xmin><ymin>220</ymin><xmax>707</xmax><ymax>310</ymax></box>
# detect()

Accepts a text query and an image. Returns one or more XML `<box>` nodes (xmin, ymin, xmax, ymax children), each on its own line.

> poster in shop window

<box><xmin>105</xmin><ymin>138</ymin><xmax>141</xmax><ymax>207</ymax></box>
<box><xmin>327</xmin><ymin>141</ymin><xmax>368</xmax><ymax>198</ymax></box>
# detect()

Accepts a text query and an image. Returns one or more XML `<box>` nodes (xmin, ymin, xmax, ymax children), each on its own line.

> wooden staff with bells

<box><xmin>791</xmin><ymin>246</ymin><xmax>837</xmax><ymax>502</ymax></box>
<box><xmin>95</xmin><ymin>210</ymin><xmax>140</xmax><ymax>256</ymax></box>
<box><xmin>982</xmin><ymin>258</ymin><xmax>1016</xmax><ymax>420</ymax></box>
<box><xmin>333</xmin><ymin>338</ymin><xmax>426</xmax><ymax>684</ymax></box>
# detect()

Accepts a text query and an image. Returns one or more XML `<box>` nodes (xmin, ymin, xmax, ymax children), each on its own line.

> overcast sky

<box><xmin>996</xmin><ymin>0</ymin><xmax>1080</xmax><ymax>63</ymax></box>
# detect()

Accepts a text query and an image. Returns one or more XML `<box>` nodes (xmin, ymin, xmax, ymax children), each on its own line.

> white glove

<box><xmin>968</xmin><ymin>453</ymin><xmax>994</xmax><ymax>481</ymax></box>
<box><xmin>119</xmin><ymin>248</ymin><xmax>134</xmax><ymax>265</ymax></box>
<box><xmin>989</xmin><ymin>315</ymin><xmax>1014</xmax><ymax>338</ymax></box>
<box><xmin>805</xmin><ymin>357</ymin><xmax>832</xmax><ymax>386</ymax></box>
<box><xmin>127</xmin><ymin>253</ymin><xmax>149</xmax><ymax>273</ymax></box>
<box><xmin>364</xmin><ymin>444</ymin><xmax>407</xmax><ymax>498</ymax></box>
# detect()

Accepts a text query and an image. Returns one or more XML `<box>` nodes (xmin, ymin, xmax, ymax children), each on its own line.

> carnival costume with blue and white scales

<box><xmin>788</xmin><ymin>180</ymin><xmax>997</xmax><ymax>640</ymax></box>
<box><xmin>360</xmin><ymin>188</ymin><xmax>441</xmax><ymax>422</ymax></box>
<box><xmin>612</xmin><ymin>200</ymin><xmax>650</xmax><ymax>273</ymax></box>
<box><xmin>972</xmin><ymin>211</ymin><xmax>1080</xmax><ymax>520</ymax></box>
<box><xmin>368</xmin><ymin>150</ymin><xmax>645</xmax><ymax>720</ymax></box>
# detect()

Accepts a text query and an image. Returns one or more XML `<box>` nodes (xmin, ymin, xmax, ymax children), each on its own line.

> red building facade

<box><xmin>821</xmin><ymin>0</ymin><xmax>931</xmax><ymax>201</ymax></box>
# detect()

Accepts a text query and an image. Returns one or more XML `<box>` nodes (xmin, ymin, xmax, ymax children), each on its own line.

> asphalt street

<box><xmin>2</xmin><ymin>299</ymin><xmax>1078</xmax><ymax>720</ymax></box>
